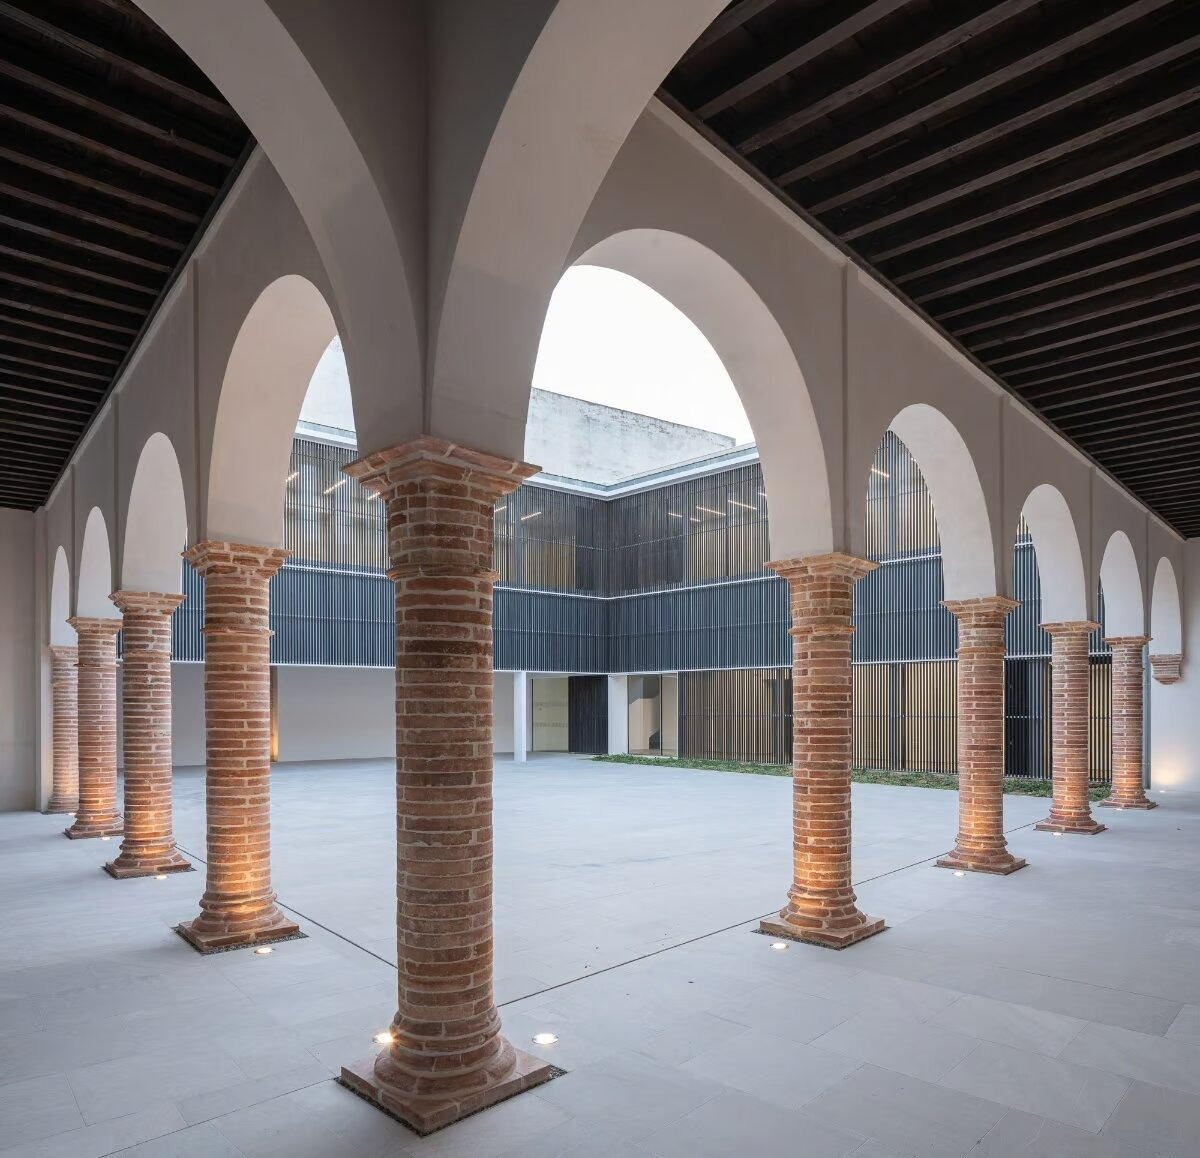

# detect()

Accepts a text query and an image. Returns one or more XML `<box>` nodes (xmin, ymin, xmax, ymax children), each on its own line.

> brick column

<box><xmin>1036</xmin><ymin>621</ymin><xmax>1105</xmax><ymax>835</ymax></box>
<box><xmin>339</xmin><ymin>437</ymin><xmax>553</xmax><ymax>1135</ymax></box>
<box><xmin>46</xmin><ymin>644</ymin><xmax>79</xmax><ymax>813</ymax></box>
<box><xmin>1149</xmin><ymin>653</ymin><xmax>1181</xmax><ymax>684</ymax></box>
<box><xmin>938</xmin><ymin>597</ymin><xmax>1026</xmax><ymax>874</ymax></box>
<box><xmin>175</xmin><ymin>543</ymin><xmax>299</xmax><ymax>952</ymax></box>
<box><xmin>105</xmin><ymin>591</ymin><xmax>192</xmax><ymax>877</ymax></box>
<box><xmin>758</xmin><ymin>553</ymin><xmax>885</xmax><ymax>950</ymax></box>
<box><xmin>64</xmin><ymin>618</ymin><xmax>123</xmax><ymax>839</ymax></box>
<box><xmin>1099</xmin><ymin>636</ymin><xmax>1155</xmax><ymax>810</ymax></box>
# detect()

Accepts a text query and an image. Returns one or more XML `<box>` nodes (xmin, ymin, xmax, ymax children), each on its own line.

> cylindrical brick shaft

<box><xmin>105</xmin><ymin>591</ymin><xmax>192</xmax><ymax>878</ymax></box>
<box><xmin>758</xmin><ymin>554</ymin><xmax>885</xmax><ymax>950</ymax></box>
<box><xmin>46</xmin><ymin>644</ymin><xmax>79</xmax><ymax>813</ymax></box>
<box><xmin>64</xmin><ymin>618</ymin><xmax>123</xmax><ymax>839</ymax></box>
<box><xmin>937</xmin><ymin>597</ymin><xmax>1026</xmax><ymax>875</ymax></box>
<box><xmin>175</xmin><ymin>543</ymin><xmax>300</xmax><ymax>953</ymax></box>
<box><xmin>1099</xmin><ymin>636</ymin><xmax>1156</xmax><ymax>810</ymax></box>
<box><xmin>339</xmin><ymin>437</ymin><xmax>554</xmax><ymax>1136</ymax></box>
<box><xmin>1036</xmin><ymin>621</ymin><xmax>1106</xmax><ymax>835</ymax></box>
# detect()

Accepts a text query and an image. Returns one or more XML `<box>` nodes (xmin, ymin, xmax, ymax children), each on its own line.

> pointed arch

<box><xmin>888</xmin><ymin>404</ymin><xmax>995</xmax><ymax>600</ymax></box>
<box><xmin>49</xmin><ymin>546</ymin><xmax>73</xmax><ymax>645</ymax></box>
<box><xmin>76</xmin><ymin>509</ymin><xmax>114</xmax><ymax>619</ymax></box>
<box><xmin>1019</xmin><ymin>484</ymin><xmax>1088</xmax><ymax>623</ymax></box>
<box><xmin>570</xmin><ymin>228</ymin><xmax>833</xmax><ymax>559</ymax></box>
<box><xmin>1151</xmin><ymin>556</ymin><xmax>1182</xmax><ymax>654</ymax></box>
<box><xmin>1099</xmin><ymin>531</ymin><xmax>1144</xmax><ymax>637</ymax></box>
<box><xmin>123</xmin><ymin>433</ymin><xmax>190</xmax><ymax>594</ymax></box>
<box><xmin>208</xmin><ymin>275</ymin><xmax>338</xmax><ymax>546</ymax></box>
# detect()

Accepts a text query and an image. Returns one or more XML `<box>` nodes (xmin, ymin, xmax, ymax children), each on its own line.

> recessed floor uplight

<box><xmin>953</xmin><ymin>871</ymin><xmax>966</xmax><ymax>878</ymax></box>
<box><xmin>532</xmin><ymin>1032</ymin><xmax>558</xmax><ymax>1046</ymax></box>
<box><xmin>770</xmin><ymin>941</ymin><xmax>788</xmax><ymax>951</ymax></box>
<box><xmin>154</xmin><ymin>874</ymin><xmax>167</xmax><ymax>881</ymax></box>
<box><xmin>254</xmin><ymin>946</ymin><xmax>273</xmax><ymax>956</ymax></box>
<box><xmin>373</xmin><ymin>1031</ymin><xmax>394</xmax><ymax>1045</ymax></box>
<box><xmin>101</xmin><ymin>836</ymin><xmax>110</xmax><ymax>841</ymax></box>
<box><xmin>1053</xmin><ymin>832</ymin><xmax>1064</xmax><ymax>837</ymax></box>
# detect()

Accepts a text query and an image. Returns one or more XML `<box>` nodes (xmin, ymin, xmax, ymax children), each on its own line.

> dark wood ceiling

<box><xmin>0</xmin><ymin>0</ymin><xmax>247</xmax><ymax>511</ymax></box>
<box><xmin>664</xmin><ymin>0</ymin><xmax>1200</xmax><ymax>536</ymax></box>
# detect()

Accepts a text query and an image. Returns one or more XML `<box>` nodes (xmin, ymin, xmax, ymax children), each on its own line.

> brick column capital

<box><xmin>110</xmin><ymin>590</ymin><xmax>187</xmax><ymax>620</ymax></box>
<box><xmin>67</xmin><ymin>616</ymin><xmax>122</xmax><ymax>639</ymax></box>
<box><xmin>1104</xmin><ymin>636</ymin><xmax>1150</xmax><ymax>650</ymax></box>
<box><xmin>183</xmin><ymin>540</ymin><xmax>289</xmax><ymax>581</ymax></box>
<box><xmin>1040</xmin><ymin>619</ymin><xmax>1100</xmax><ymax>637</ymax></box>
<box><xmin>49</xmin><ymin>644</ymin><xmax>77</xmax><ymax>671</ymax></box>
<box><xmin>1149</xmin><ymin>653</ymin><xmax>1182</xmax><ymax>684</ymax></box>
<box><xmin>768</xmin><ymin>551</ymin><xmax>876</xmax><ymax>584</ymax></box>
<box><xmin>345</xmin><ymin>436</ymin><xmax>539</xmax><ymax>498</ymax></box>
<box><xmin>770</xmin><ymin>553</ymin><xmax>875</xmax><ymax>641</ymax></box>
<box><xmin>943</xmin><ymin>595</ymin><xmax>1019</xmax><ymax>621</ymax></box>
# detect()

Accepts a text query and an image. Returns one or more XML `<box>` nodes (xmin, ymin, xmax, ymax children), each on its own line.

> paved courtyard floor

<box><xmin>1</xmin><ymin>755</ymin><xmax>1198</xmax><ymax>1157</ymax></box>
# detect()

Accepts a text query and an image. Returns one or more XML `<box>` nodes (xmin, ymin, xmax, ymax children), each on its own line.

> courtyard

<box><xmin>1</xmin><ymin>757</ymin><xmax>1197</xmax><ymax>1157</ymax></box>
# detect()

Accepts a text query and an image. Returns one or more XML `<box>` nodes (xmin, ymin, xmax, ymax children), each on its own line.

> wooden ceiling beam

<box><xmin>1034</xmin><ymin>363</ymin><xmax>1200</xmax><ymax>414</ymax></box>
<box><xmin>0</xmin><ymin>201</ymin><xmax>175</xmax><ymax>274</ymax></box>
<box><xmin>0</xmin><ymin>257</ymin><xmax>154</xmax><ymax>315</ymax></box>
<box><xmin>680</xmin><ymin>0</ymin><xmax>783</xmax><ymax>63</ymax></box>
<box><xmin>0</xmin><ymin>309</ymin><xmax>129</xmax><ymax>353</ymax></box>
<box><xmin>1008</xmin><ymin>333</ymin><xmax>1200</xmax><ymax>391</ymax></box>
<box><xmin>0</xmin><ymin>236</ymin><xmax>162</xmax><ymax>297</ymax></box>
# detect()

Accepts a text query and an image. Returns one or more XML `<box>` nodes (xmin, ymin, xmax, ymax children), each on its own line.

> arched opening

<box><xmin>1019</xmin><ymin>485</ymin><xmax>1088</xmax><ymax>624</ymax></box>
<box><xmin>1099</xmin><ymin>531</ymin><xmax>1144</xmax><ymax>639</ymax></box>
<box><xmin>76</xmin><ymin>508</ymin><xmax>114</xmax><ymax>619</ymax></box>
<box><xmin>886</xmin><ymin>404</ymin><xmax>995</xmax><ymax>602</ymax></box>
<box><xmin>208</xmin><ymin>275</ymin><xmax>339</xmax><ymax>546</ymax></box>
<box><xmin>1150</xmin><ymin>557</ymin><xmax>1182</xmax><ymax>657</ymax></box>
<box><xmin>49</xmin><ymin>547</ymin><xmax>73</xmax><ymax>645</ymax></box>
<box><xmin>123</xmin><ymin>434</ymin><xmax>190</xmax><ymax>594</ymax></box>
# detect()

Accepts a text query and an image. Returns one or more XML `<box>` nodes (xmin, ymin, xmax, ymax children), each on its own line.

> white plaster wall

<box><xmin>1150</xmin><ymin>537</ymin><xmax>1200</xmax><ymax>791</ymax></box>
<box><xmin>493</xmin><ymin>670</ymin><xmax>515</xmax><ymax>754</ymax></box>
<box><xmin>171</xmin><ymin>662</ymin><xmax>207</xmax><ymax>768</ymax></box>
<box><xmin>274</xmin><ymin>665</ymin><xmax>394</xmax><ymax>762</ymax></box>
<box><xmin>0</xmin><ymin>510</ymin><xmax>36</xmax><ymax>810</ymax></box>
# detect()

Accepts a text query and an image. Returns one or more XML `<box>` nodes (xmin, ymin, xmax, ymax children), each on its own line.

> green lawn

<box><xmin>592</xmin><ymin>753</ymin><xmax>1111</xmax><ymax>801</ymax></box>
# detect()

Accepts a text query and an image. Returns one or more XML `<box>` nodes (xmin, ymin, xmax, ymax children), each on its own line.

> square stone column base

<box><xmin>104</xmin><ymin>857</ymin><xmax>194</xmax><ymax>879</ymax></box>
<box><xmin>1035</xmin><ymin>819</ymin><xmax>1106</xmax><ymax>835</ymax></box>
<box><xmin>174</xmin><ymin>915</ymin><xmax>303</xmax><ymax>954</ymax></box>
<box><xmin>758</xmin><ymin>913</ymin><xmax>885</xmax><ymax>951</ymax></box>
<box><xmin>64</xmin><ymin>821</ymin><xmax>123</xmax><ymax>839</ymax></box>
<box><xmin>339</xmin><ymin>1048</ymin><xmax>558</xmax><ymax>1136</ymax></box>
<box><xmin>935</xmin><ymin>853</ymin><xmax>1027</xmax><ymax>876</ymax></box>
<box><xmin>1097</xmin><ymin>798</ymin><xmax>1157</xmax><ymax>810</ymax></box>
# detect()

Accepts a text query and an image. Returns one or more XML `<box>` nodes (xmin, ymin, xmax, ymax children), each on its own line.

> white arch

<box><xmin>1151</xmin><ymin>556</ymin><xmax>1182</xmax><ymax>653</ymax></box>
<box><xmin>49</xmin><ymin>546</ymin><xmax>73</xmax><ymax>645</ymax></box>
<box><xmin>888</xmin><ymin>404</ymin><xmax>995</xmax><ymax>600</ymax></box>
<box><xmin>1019</xmin><ymin>484</ymin><xmax>1088</xmax><ymax>622</ymax></box>
<box><xmin>208</xmin><ymin>275</ymin><xmax>338</xmax><ymax>546</ymax></box>
<box><xmin>76</xmin><ymin>508</ymin><xmax>114</xmax><ymax>619</ymax></box>
<box><xmin>571</xmin><ymin>229</ymin><xmax>833</xmax><ymax>559</ymax></box>
<box><xmin>1099</xmin><ymin>530</ymin><xmax>1144</xmax><ymax>637</ymax></box>
<box><xmin>123</xmin><ymin>433</ymin><xmax>189</xmax><ymax>594</ymax></box>
<box><xmin>131</xmin><ymin>0</ymin><xmax>421</xmax><ymax>451</ymax></box>
<box><xmin>431</xmin><ymin>0</ymin><xmax>729</xmax><ymax>458</ymax></box>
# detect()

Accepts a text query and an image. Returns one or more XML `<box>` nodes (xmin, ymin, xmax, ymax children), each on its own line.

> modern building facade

<box><xmin>164</xmin><ymin>391</ymin><xmax>1114</xmax><ymax>783</ymax></box>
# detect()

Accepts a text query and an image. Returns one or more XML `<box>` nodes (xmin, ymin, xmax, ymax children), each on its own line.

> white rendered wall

<box><xmin>607</xmin><ymin>675</ymin><xmax>629</xmax><ymax>754</ymax></box>
<box><xmin>494</xmin><ymin>670</ymin><xmax>515</xmax><ymax>755</ymax></box>
<box><xmin>0</xmin><ymin>510</ymin><xmax>35</xmax><ymax>810</ymax></box>
<box><xmin>1150</xmin><ymin>538</ymin><xmax>1200</xmax><ymax>791</ymax></box>
<box><xmin>274</xmin><ymin>665</ymin><xmax>394</xmax><ymax>762</ymax></box>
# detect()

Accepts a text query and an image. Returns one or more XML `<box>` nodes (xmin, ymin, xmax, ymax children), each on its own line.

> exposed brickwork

<box><xmin>105</xmin><ymin>591</ymin><xmax>192</xmax><ymax>878</ymax></box>
<box><xmin>1100</xmin><ymin>636</ymin><xmax>1156</xmax><ymax>810</ymax></box>
<box><xmin>1149</xmin><ymin>653</ymin><xmax>1182</xmax><ymax>685</ymax></box>
<box><xmin>938</xmin><ymin>597</ymin><xmax>1026</xmax><ymax>875</ymax></box>
<box><xmin>46</xmin><ymin>644</ymin><xmax>79</xmax><ymax>813</ymax></box>
<box><xmin>1036</xmin><ymin>621</ymin><xmax>1106</xmax><ymax>835</ymax></box>
<box><xmin>758</xmin><ymin>553</ymin><xmax>885</xmax><ymax>950</ymax></box>
<box><xmin>175</xmin><ymin>543</ymin><xmax>299</xmax><ymax>952</ymax></box>
<box><xmin>64</xmin><ymin>617</ymin><xmax>123</xmax><ymax>839</ymax></box>
<box><xmin>337</xmin><ymin>437</ymin><xmax>554</xmax><ymax>1135</ymax></box>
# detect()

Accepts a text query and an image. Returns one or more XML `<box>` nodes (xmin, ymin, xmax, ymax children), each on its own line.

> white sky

<box><xmin>304</xmin><ymin>265</ymin><xmax>754</xmax><ymax>443</ymax></box>
<box><xmin>532</xmin><ymin>266</ymin><xmax>754</xmax><ymax>444</ymax></box>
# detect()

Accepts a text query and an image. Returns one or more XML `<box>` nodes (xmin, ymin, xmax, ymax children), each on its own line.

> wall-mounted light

<box><xmin>323</xmin><ymin>479</ymin><xmax>348</xmax><ymax>495</ymax></box>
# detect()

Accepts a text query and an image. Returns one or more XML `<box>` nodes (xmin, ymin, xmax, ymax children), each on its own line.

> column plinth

<box><xmin>64</xmin><ymin>618</ymin><xmax>123</xmax><ymax>838</ymax></box>
<box><xmin>937</xmin><ymin>597</ymin><xmax>1026</xmax><ymax>875</ymax></box>
<box><xmin>1036</xmin><ymin>621</ymin><xmax>1106</xmax><ymax>835</ymax></box>
<box><xmin>175</xmin><ymin>543</ymin><xmax>300</xmax><ymax>952</ymax></box>
<box><xmin>756</xmin><ymin>553</ymin><xmax>885</xmax><ymax>950</ymax></box>
<box><xmin>105</xmin><ymin>591</ymin><xmax>192</xmax><ymax>878</ymax></box>
<box><xmin>336</xmin><ymin>437</ymin><xmax>554</xmax><ymax>1135</ymax></box>
<box><xmin>1099</xmin><ymin>636</ymin><xmax>1155</xmax><ymax>810</ymax></box>
<box><xmin>46</xmin><ymin>644</ymin><xmax>79</xmax><ymax>813</ymax></box>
